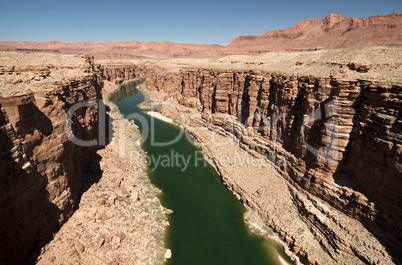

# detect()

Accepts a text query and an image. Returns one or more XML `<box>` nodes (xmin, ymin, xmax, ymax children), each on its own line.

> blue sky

<box><xmin>0</xmin><ymin>0</ymin><xmax>401</xmax><ymax>45</ymax></box>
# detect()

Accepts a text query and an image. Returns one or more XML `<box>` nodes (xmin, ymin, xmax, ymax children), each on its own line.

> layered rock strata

<box><xmin>36</xmin><ymin>99</ymin><xmax>168</xmax><ymax>265</ymax></box>
<box><xmin>0</xmin><ymin>53</ymin><xmax>103</xmax><ymax>264</ymax></box>
<box><xmin>98</xmin><ymin>64</ymin><xmax>136</xmax><ymax>84</ymax></box>
<box><xmin>99</xmin><ymin>63</ymin><xmax>401</xmax><ymax>263</ymax></box>
<box><xmin>185</xmin><ymin>119</ymin><xmax>394</xmax><ymax>264</ymax></box>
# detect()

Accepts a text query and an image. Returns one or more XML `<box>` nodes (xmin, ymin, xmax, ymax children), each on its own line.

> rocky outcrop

<box><xmin>100</xmin><ymin>63</ymin><xmax>401</xmax><ymax>261</ymax></box>
<box><xmin>0</xmin><ymin>53</ymin><xmax>103</xmax><ymax>264</ymax></box>
<box><xmin>98</xmin><ymin>64</ymin><xmax>137</xmax><ymax>83</ymax></box>
<box><xmin>229</xmin><ymin>13</ymin><xmax>402</xmax><ymax>53</ymax></box>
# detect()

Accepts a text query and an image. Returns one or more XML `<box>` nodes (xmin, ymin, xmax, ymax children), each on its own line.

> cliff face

<box><xmin>98</xmin><ymin>64</ymin><xmax>137</xmax><ymax>83</ymax></box>
<box><xmin>0</xmin><ymin>53</ymin><xmax>103</xmax><ymax>264</ymax></box>
<box><xmin>100</xmin><ymin>64</ymin><xmax>401</xmax><ymax>258</ymax></box>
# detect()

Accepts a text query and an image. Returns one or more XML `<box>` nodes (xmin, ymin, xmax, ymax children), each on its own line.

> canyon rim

<box><xmin>0</xmin><ymin>12</ymin><xmax>401</xmax><ymax>265</ymax></box>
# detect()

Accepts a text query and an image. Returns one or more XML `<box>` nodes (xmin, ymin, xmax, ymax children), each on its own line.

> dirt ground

<box><xmin>99</xmin><ymin>46</ymin><xmax>402</xmax><ymax>84</ymax></box>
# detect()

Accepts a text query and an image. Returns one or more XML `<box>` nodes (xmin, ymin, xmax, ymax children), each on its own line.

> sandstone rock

<box><xmin>74</xmin><ymin>241</ymin><xmax>85</xmax><ymax>254</ymax></box>
<box><xmin>118</xmin><ymin>232</ymin><xmax>126</xmax><ymax>241</ymax></box>
<box><xmin>111</xmin><ymin>236</ymin><xmax>121</xmax><ymax>250</ymax></box>
<box><xmin>131</xmin><ymin>190</ymin><xmax>139</xmax><ymax>202</ymax></box>
<box><xmin>69</xmin><ymin>250</ymin><xmax>79</xmax><ymax>259</ymax></box>
<box><xmin>97</xmin><ymin>236</ymin><xmax>105</xmax><ymax>248</ymax></box>
<box><xmin>98</xmin><ymin>209</ymin><xmax>108</xmax><ymax>221</ymax></box>
<box><xmin>108</xmin><ymin>195</ymin><xmax>117</xmax><ymax>205</ymax></box>
<box><xmin>105</xmin><ymin>235</ymin><xmax>113</xmax><ymax>244</ymax></box>
<box><xmin>347</xmin><ymin>63</ymin><xmax>371</xmax><ymax>72</ymax></box>
<box><xmin>139</xmin><ymin>212</ymin><xmax>149</xmax><ymax>219</ymax></box>
<box><xmin>164</xmin><ymin>249</ymin><xmax>172</xmax><ymax>260</ymax></box>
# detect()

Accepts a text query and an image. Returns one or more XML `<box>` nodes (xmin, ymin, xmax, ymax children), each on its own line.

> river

<box><xmin>116</xmin><ymin>90</ymin><xmax>294</xmax><ymax>265</ymax></box>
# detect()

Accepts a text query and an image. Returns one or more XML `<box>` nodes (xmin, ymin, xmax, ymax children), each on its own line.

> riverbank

<box><xmin>36</xmin><ymin>82</ymin><xmax>168</xmax><ymax>264</ymax></box>
<box><xmin>143</xmin><ymin>90</ymin><xmax>301</xmax><ymax>265</ymax></box>
<box><xmin>145</xmin><ymin>88</ymin><xmax>395</xmax><ymax>265</ymax></box>
<box><xmin>147</xmin><ymin>111</ymin><xmax>174</xmax><ymax>124</ymax></box>
<box><xmin>118</xmin><ymin>89</ymin><xmax>297</xmax><ymax>265</ymax></box>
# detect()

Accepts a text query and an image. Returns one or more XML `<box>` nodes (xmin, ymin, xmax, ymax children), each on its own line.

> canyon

<box><xmin>0</xmin><ymin>44</ymin><xmax>401</xmax><ymax>264</ymax></box>
<box><xmin>0</xmin><ymin>13</ymin><xmax>401</xmax><ymax>59</ymax></box>
<box><xmin>0</xmin><ymin>52</ymin><xmax>168</xmax><ymax>264</ymax></box>
<box><xmin>97</xmin><ymin>46</ymin><xmax>402</xmax><ymax>264</ymax></box>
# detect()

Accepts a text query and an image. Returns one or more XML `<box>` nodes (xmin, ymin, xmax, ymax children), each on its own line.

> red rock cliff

<box><xmin>0</xmin><ymin>53</ymin><xmax>103</xmax><ymax>264</ymax></box>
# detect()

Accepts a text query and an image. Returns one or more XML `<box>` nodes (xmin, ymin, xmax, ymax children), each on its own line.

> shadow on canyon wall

<box><xmin>225</xmin><ymin>75</ymin><xmax>401</xmax><ymax>262</ymax></box>
<box><xmin>298</xmin><ymin>85</ymin><xmax>402</xmax><ymax>263</ymax></box>
<box><xmin>0</xmin><ymin>93</ymin><xmax>114</xmax><ymax>264</ymax></box>
<box><xmin>0</xmin><ymin>103</ymin><xmax>60</xmax><ymax>265</ymax></box>
<box><xmin>79</xmin><ymin>105</ymin><xmax>114</xmax><ymax>198</ymax></box>
<box><xmin>15</xmin><ymin>102</ymin><xmax>53</xmax><ymax>138</ymax></box>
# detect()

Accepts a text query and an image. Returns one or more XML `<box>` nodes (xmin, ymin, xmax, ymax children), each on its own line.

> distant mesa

<box><xmin>0</xmin><ymin>13</ymin><xmax>400</xmax><ymax>59</ymax></box>
<box><xmin>0</xmin><ymin>48</ymin><xmax>60</xmax><ymax>53</ymax></box>
<box><xmin>228</xmin><ymin>13</ymin><xmax>402</xmax><ymax>52</ymax></box>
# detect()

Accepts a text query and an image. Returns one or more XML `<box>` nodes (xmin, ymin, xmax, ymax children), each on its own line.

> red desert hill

<box><xmin>228</xmin><ymin>13</ymin><xmax>402</xmax><ymax>53</ymax></box>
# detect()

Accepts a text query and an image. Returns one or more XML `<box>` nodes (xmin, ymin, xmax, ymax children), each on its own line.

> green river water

<box><xmin>116</xmin><ymin>91</ymin><xmax>293</xmax><ymax>265</ymax></box>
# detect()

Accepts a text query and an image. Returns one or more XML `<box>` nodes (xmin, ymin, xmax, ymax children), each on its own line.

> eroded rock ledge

<box><xmin>99</xmin><ymin>62</ymin><xmax>401</xmax><ymax>264</ymax></box>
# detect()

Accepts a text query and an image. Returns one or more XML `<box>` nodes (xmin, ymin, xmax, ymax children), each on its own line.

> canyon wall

<box><xmin>100</xmin><ymin>65</ymin><xmax>401</xmax><ymax>258</ymax></box>
<box><xmin>0</xmin><ymin>54</ymin><xmax>103</xmax><ymax>264</ymax></box>
<box><xmin>98</xmin><ymin>64</ymin><xmax>136</xmax><ymax>83</ymax></box>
